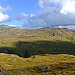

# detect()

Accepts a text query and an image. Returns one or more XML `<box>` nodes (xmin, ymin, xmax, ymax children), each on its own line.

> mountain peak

<box><xmin>42</xmin><ymin>27</ymin><xmax>53</xmax><ymax>29</ymax></box>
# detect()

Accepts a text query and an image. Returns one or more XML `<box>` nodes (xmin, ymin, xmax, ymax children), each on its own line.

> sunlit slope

<box><xmin>0</xmin><ymin>25</ymin><xmax>20</xmax><ymax>33</ymax></box>
<box><xmin>0</xmin><ymin>53</ymin><xmax>75</xmax><ymax>70</ymax></box>
<box><xmin>0</xmin><ymin>26</ymin><xmax>75</xmax><ymax>40</ymax></box>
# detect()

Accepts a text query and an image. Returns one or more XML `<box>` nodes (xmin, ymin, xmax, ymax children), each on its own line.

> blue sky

<box><xmin>0</xmin><ymin>0</ymin><xmax>40</xmax><ymax>26</ymax></box>
<box><xmin>0</xmin><ymin>0</ymin><xmax>75</xmax><ymax>29</ymax></box>
<box><xmin>7</xmin><ymin>0</ymin><xmax>39</xmax><ymax>16</ymax></box>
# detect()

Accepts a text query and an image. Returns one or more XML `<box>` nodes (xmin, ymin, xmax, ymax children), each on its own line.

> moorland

<box><xmin>0</xmin><ymin>25</ymin><xmax>75</xmax><ymax>75</ymax></box>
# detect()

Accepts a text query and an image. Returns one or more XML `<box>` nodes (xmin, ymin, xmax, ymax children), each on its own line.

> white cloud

<box><xmin>0</xmin><ymin>5</ymin><xmax>11</xmax><ymax>23</ymax></box>
<box><xmin>15</xmin><ymin>13</ymin><xmax>29</xmax><ymax>21</ymax></box>
<box><xmin>57</xmin><ymin>25</ymin><xmax>75</xmax><ymax>29</ymax></box>
<box><xmin>9</xmin><ymin>25</ymin><xmax>16</xmax><ymax>27</ymax></box>
<box><xmin>22</xmin><ymin>13</ymin><xmax>29</xmax><ymax>18</ymax></box>
<box><xmin>38</xmin><ymin>0</ymin><xmax>63</xmax><ymax>8</ymax></box>
<box><xmin>60</xmin><ymin>0</ymin><xmax>75</xmax><ymax>14</ymax></box>
<box><xmin>20</xmin><ymin>0</ymin><xmax>75</xmax><ymax>29</ymax></box>
<box><xmin>0</xmin><ymin>12</ymin><xmax>10</xmax><ymax>23</ymax></box>
<box><xmin>0</xmin><ymin>5</ymin><xmax>12</xmax><ymax>12</ymax></box>
<box><xmin>39</xmin><ymin>0</ymin><xmax>75</xmax><ymax>14</ymax></box>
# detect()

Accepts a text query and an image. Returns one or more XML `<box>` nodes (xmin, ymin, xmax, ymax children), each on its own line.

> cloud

<box><xmin>8</xmin><ymin>25</ymin><xmax>16</xmax><ymax>27</ymax></box>
<box><xmin>0</xmin><ymin>5</ymin><xmax>12</xmax><ymax>12</ymax></box>
<box><xmin>15</xmin><ymin>13</ymin><xmax>29</xmax><ymax>21</ymax></box>
<box><xmin>20</xmin><ymin>0</ymin><xmax>75</xmax><ymax>29</ymax></box>
<box><xmin>60</xmin><ymin>0</ymin><xmax>75</xmax><ymax>14</ymax></box>
<box><xmin>0</xmin><ymin>12</ymin><xmax>10</xmax><ymax>23</ymax></box>
<box><xmin>0</xmin><ymin>5</ymin><xmax>11</xmax><ymax>23</ymax></box>
<box><xmin>20</xmin><ymin>17</ymin><xmax>47</xmax><ymax>29</ymax></box>
<box><xmin>57</xmin><ymin>25</ymin><xmax>75</xmax><ymax>29</ymax></box>
<box><xmin>39</xmin><ymin>0</ymin><xmax>75</xmax><ymax>14</ymax></box>
<box><xmin>22</xmin><ymin>13</ymin><xmax>29</xmax><ymax>18</ymax></box>
<box><xmin>15</xmin><ymin>15</ymin><xmax>22</xmax><ymax>21</ymax></box>
<box><xmin>38</xmin><ymin>0</ymin><xmax>63</xmax><ymax>8</ymax></box>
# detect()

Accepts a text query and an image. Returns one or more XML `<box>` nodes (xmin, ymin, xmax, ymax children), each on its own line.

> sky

<box><xmin>0</xmin><ymin>0</ymin><xmax>75</xmax><ymax>29</ymax></box>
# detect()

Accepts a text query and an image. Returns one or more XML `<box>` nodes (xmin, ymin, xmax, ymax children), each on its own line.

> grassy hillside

<box><xmin>0</xmin><ymin>25</ymin><xmax>75</xmax><ymax>75</ymax></box>
<box><xmin>0</xmin><ymin>25</ymin><xmax>75</xmax><ymax>38</ymax></box>
<box><xmin>0</xmin><ymin>25</ymin><xmax>20</xmax><ymax>33</ymax></box>
<box><xmin>0</xmin><ymin>53</ymin><xmax>75</xmax><ymax>75</ymax></box>
<box><xmin>0</xmin><ymin>25</ymin><xmax>74</xmax><ymax>57</ymax></box>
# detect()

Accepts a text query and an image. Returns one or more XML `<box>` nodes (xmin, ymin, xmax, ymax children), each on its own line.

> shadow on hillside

<box><xmin>0</xmin><ymin>40</ymin><xmax>75</xmax><ymax>58</ymax></box>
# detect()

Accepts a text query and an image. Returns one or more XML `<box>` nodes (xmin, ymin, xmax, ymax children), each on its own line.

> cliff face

<box><xmin>0</xmin><ymin>65</ymin><xmax>10</xmax><ymax>75</ymax></box>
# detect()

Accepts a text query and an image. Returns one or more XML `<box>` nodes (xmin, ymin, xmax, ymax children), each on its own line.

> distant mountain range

<box><xmin>0</xmin><ymin>25</ymin><xmax>75</xmax><ymax>57</ymax></box>
<box><xmin>0</xmin><ymin>25</ymin><xmax>75</xmax><ymax>37</ymax></box>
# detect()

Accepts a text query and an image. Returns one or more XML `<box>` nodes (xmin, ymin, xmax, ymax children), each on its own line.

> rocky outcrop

<box><xmin>0</xmin><ymin>65</ymin><xmax>10</xmax><ymax>75</ymax></box>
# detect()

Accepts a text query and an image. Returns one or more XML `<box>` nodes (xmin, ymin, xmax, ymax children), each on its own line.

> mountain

<box><xmin>0</xmin><ymin>25</ymin><xmax>74</xmax><ymax>57</ymax></box>
<box><xmin>0</xmin><ymin>25</ymin><xmax>75</xmax><ymax>75</ymax></box>
<box><xmin>0</xmin><ymin>25</ymin><xmax>75</xmax><ymax>38</ymax></box>
<box><xmin>0</xmin><ymin>25</ymin><xmax>20</xmax><ymax>33</ymax></box>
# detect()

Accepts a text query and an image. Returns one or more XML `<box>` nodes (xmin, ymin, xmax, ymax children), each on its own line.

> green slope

<box><xmin>0</xmin><ymin>25</ymin><xmax>75</xmax><ymax>58</ymax></box>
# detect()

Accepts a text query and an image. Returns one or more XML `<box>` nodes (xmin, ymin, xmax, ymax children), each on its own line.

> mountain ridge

<box><xmin>0</xmin><ymin>25</ymin><xmax>74</xmax><ymax>58</ymax></box>
<box><xmin>0</xmin><ymin>25</ymin><xmax>75</xmax><ymax>37</ymax></box>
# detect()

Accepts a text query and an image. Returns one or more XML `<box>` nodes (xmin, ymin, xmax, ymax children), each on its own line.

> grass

<box><xmin>0</xmin><ymin>39</ymin><xmax>74</xmax><ymax>58</ymax></box>
<box><xmin>0</xmin><ymin>26</ymin><xmax>74</xmax><ymax>57</ymax></box>
<box><xmin>0</xmin><ymin>53</ymin><xmax>74</xmax><ymax>69</ymax></box>
<box><xmin>0</xmin><ymin>53</ymin><xmax>74</xmax><ymax>74</ymax></box>
<box><xmin>0</xmin><ymin>53</ymin><xmax>73</xmax><ymax>75</ymax></box>
<box><xmin>0</xmin><ymin>26</ymin><xmax>74</xmax><ymax>74</ymax></box>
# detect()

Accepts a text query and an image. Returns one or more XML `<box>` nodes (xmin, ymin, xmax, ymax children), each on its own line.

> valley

<box><xmin>0</xmin><ymin>25</ymin><xmax>74</xmax><ymax>75</ymax></box>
